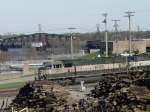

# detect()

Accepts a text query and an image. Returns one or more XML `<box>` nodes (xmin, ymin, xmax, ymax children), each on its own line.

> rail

<box><xmin>11</xmin><ymin>107</ymin><xmax>29</xmax><ymax>112</ymax></box>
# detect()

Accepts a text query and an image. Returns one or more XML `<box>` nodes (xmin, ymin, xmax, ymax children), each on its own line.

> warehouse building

<box><xmin>86</xmin><ymin>40</ymin><xmax>146</xmax><ymax>54</ymax></box>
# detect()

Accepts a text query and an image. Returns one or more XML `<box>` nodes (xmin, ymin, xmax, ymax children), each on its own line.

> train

<box><xmin>38</xmin><ymin>55</ymin><xmax>150</xmax><ymax>79</ymax></box>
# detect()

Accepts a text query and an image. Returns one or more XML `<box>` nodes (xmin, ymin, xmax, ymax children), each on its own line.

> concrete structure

<box><xmin>113</xmin><ymin>40</ymin><xmax>146</xmax><ymax>54</ymax></box>
<box><xmin>89</xmin><ymin>49</ymin><xmax>100</xmax><ymax>53</ymax></box>
<box><xmin>143</xmin><ymin>39</ymin><xmax>150</xmax><ymax>52</ymax></box>
<box><xmin>86</xmin><ymin>40</ymin><xmax>146</xmax><ymax>54</ymax></box>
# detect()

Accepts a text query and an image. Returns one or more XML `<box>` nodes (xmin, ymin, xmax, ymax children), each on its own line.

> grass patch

<box><xmin>0</xmin><ymin>82</ymin><xmax>25</xmax><ymax>89</ymax></box>
<box><xmin>80</xmin><ymin>52</ymin><xmax>112</xmax><ymax>60</ymax></box>
<box><xmin>141</xmin><ymin>52</ymin><xmax>150</xmax><ymax>55</ymax></box>
<box><xmin>80</xmin><ymin>52</ymin><xmax>101</xmax><ymax>60</ymax></box>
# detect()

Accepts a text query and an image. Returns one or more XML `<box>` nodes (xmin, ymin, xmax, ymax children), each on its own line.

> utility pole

<box><xmin>96</xmin><ymin>24</ymin><xmax>101</xmax><ymax>40</ymax></box>
<box><xmin>38</xmin><ymin>24</ymin><xmax>42</xmax><ymax>33</ymax></box>
<box><xmin>96</xmin><ymin>24</ymin><xmax>100</xmax><ymax>33</ymax></box>
<box><xmin>112</xmin><ymin>19</ymin><xmax>120</xmax><ymax>56</ymax></box>
<box><xmin>137</xmin><ymin>26</ymin><xmax>140</xmax><ymax>32</ymax></box>
<box><xmin>125</xmin><ymin>11</ymin><xmax>135</xmax><ymax>55</ymax></box>
<box><xmin>102</xmin><ymin>13</ymin><xmax>108</xmax><ymax>57</ymax></box>
<box><xmin>137</xmin><ymin>26</ymin><xmax>140</xmax><ymax>39</ymax></box>
<box><xmin>68</xmin><ymin>27</ymin><xmax>76</xmax><ymax>59</ymax></box>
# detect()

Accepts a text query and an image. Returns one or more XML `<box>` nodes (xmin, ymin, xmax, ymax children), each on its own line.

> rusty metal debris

<box><xmin>5</xmin><ymin>81</ymin><xmax>93</xmax><ymax>112</ymax></box>
<box><xmin>3</xmin><ymin>71</ymin><xmax>150</xmax><ymax>112</ymax></box>
<box><xmin>6</xmin><ymin>81</ymin><xmax>72</xmax><ymax>112</ymax></box>
<box><xmin>89</xmin><ymin>71</ymin><xmax>150</xmax><ymax>112</ymax></box>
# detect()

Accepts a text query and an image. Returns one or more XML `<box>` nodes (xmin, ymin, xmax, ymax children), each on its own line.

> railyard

<box><xmin>0</xmin><ymin>68</ymin><xmax>149</xmax><ymax>112</ymax></box>
<box><xmin>0</xmin><ymin>55</ymin><xmax>149</xmax><ymax>112</ymax></box>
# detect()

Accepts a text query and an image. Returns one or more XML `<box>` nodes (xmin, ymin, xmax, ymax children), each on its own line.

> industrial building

<box><xmin>113</xmin><ymin>40</ymin><xmax>146</xmax><ymax>54</ymax></box>
<box><xmin>86</xmin><ymin>40</ymin><xmax>113</xmax><ymax>53</ymax></box>
<box><xmin>0</xmin><ymin>33</ymin><xmax>81</xmax><ymax>60</ymax></box>
<box><xmin>86</xmin><ymin>39</ymin><xmax>147</xmax><ymax>54</ymax></box>
<box><xmin>143</xmin><ymin>38</ymin><xmax>150</xmax><ymax>52</ymax></box>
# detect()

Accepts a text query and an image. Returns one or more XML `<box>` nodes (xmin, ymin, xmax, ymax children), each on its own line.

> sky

<box><xmin>0</xmin><ymin>0</ymin><xmax>149</xmax><ymax>34</ymax></box>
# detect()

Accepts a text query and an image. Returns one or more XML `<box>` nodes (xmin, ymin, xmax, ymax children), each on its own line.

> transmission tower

<box><xmin>112</xmin><ymin>20</ymin><xmax>120</xmax><ymax>33</ymax></box>
<box><xmin>112</xmin><ymin>19</ymin><xmax>120</xmax><ymax>56</ymax></box>
<box><xmin>102</xmin><ymin>13</ymin><xmax>108</xmax><ymax>57</ymax></box>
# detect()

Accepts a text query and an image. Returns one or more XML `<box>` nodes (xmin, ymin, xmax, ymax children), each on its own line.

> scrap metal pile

<box><xmin>7</xmin><ymin>81</ymin><xmax>97</xmax><ymax>112</ymax></box>
<box><xmin>5</xmin><ymin>71</ymin><xmax>150</xmax><ymax>112</ymax></box>
<box><xmin>7</xmin><ymin>81</ymin><xmax>73</xmax><ymax>112</ymax></box>
<box><xmin>89</xmin><ymin>71</ymin><xmax>150</xmax><ymax>112</ymax></box>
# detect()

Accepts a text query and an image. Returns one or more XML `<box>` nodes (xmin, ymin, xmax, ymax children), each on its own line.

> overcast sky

<box><xmin>0</xmin><ymin>0</ymin><xmax>149</xmax><ymax>34</ymax></box>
